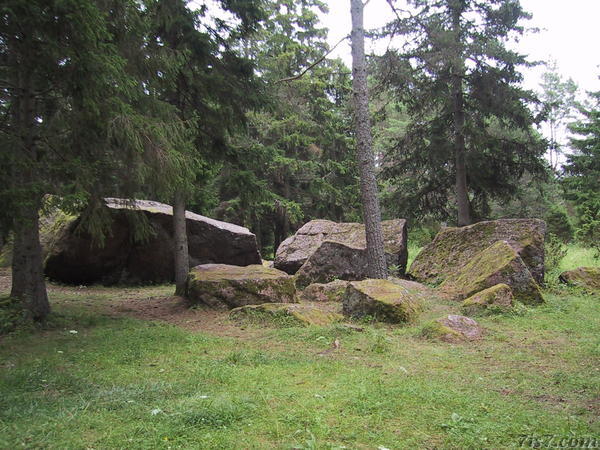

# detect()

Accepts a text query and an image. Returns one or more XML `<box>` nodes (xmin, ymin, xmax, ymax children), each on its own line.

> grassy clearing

<box><xmin>0</xmin><ymin>245</ymin><xmax>599</xmax><ymax>449</ymax></box>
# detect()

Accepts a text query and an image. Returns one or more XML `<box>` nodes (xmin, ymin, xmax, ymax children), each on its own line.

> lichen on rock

<box><xmin>299</xmin><ymin>280</ymin><xmax>350</xmax><ymax>302</ymax></box>
<box><xmin>462</xmin><ymin>283</ymin><xmax>513</xmax><ymax>313</ymax></box>
<box><xmin>342</xmin><ymin>279</ymin><xmax>422</xmax><ymax>323</ymax></box>
<box><xmin>440</xmin><ymin>241</ymin><xmax>544</xmax><ymax>305</ymax></box>
<box><xmin>185</xmin><ymin>264</ymin><xmax>297</xmax><ymax>309</ymax></box>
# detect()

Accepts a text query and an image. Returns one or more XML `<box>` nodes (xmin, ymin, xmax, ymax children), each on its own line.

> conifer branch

<box><xmin>276</xmin><ymin>35</ymin><xmax>349</xmax><ymax>84</ymax></box>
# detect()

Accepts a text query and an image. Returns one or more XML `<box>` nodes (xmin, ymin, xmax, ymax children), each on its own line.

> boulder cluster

<box><xmin>34</xmin><ymin>197</ymin><xmax>598</xmax><ymax>340</ymax></box>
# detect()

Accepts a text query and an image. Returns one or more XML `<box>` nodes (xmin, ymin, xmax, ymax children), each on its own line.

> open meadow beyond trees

<box><xmin>0</xmin><ymin>245</ymin><xmax>598</xmax><ymax>449</ymax></box>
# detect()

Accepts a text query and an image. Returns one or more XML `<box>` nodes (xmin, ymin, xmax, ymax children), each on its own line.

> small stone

<box><xmin>422</xmin><ymin>315</ymin><xmax>484</xmax><ymax>343</ymax></box>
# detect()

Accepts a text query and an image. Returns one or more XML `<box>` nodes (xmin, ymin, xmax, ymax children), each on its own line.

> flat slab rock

<box><xmin>230</xmin><ymin>303</ymin><xmax>343</xmax><ymax>327</ymax></box>
<box><xmin>462</xmin><ymin>283</ymin><xmax>513</xmax><ymax>312</ymax></box>
<box><xmin>409</xmin><ymin>218</ymin><xmax>546</xmax><ymax>285</ymax></box>
<box><xmin>423</xmin><ymin>315</ymin><xmax>484</xmax><ymax>343</ymax></box>
<box><xmin>440</xmin><ymin>240</ymin><xmax>544</xmax><ymax>305</ymax></box>
<box><xmin>559</xmin><ymin>267</ymin><xmax>600</xmax><ymax>291</ymax></box>
<box><xmin>184</xmin><ymin>264</ymin><xmax>297</xmax><ymax>309</ymax></box>
<box><xmin>274</xmin><ymin>219</ymin><xmax>407</xmax><ymax>275</ymax></box>
<box><xmin>342</xmin><ymin>279</ymin><xmax>422</xmax><ymax>323</ymax></box>
<box><xmin>45</xmin><ymin>198</ymin><xmax>261</xmax><ymax>285</ymax></box>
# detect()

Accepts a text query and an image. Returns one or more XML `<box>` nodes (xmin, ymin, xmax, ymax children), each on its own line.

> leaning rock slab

<box><xmin>45</xmin><ymin>198</ymin><xmax>261</xmax><ymax>285</ymax></box>
<box><xmin>299</xmin><ymin>280</ymin><xmax>350</xmax><ymax>303</ymax></box>
<box><xmin>230</xmin><ymin>303</ymin><xmax>343</xmax><ymax>327</ymax></box>
<box><xmin>422</xmin><ymin>315</ymin><xmax>483</xmax><ymax>343</ymax></box>
<box><xmin>275</xmin><ymin>219</ymin><xmax>407</xmax><ymax>275</ymax></box>
<box><xmin>559</xmin><ymin>267</ymin><xmax>600</xmax><ymax>291</ymax></box>
<box><xmin>462</xmin><ymin>283</ymin><xmax>513</xmax><ymax>313</ymax></box>
<box><xmin>185</xmin><ymin>264</ymin><xmax>297</xmax><ymax>309</ymax></box>
<box><xmin>409</xmin><ymin>219</ymin><xmax>546</xmax><ymax>285</ymax></box>
<box><xmin>294</xmin><ymin>241</ymin><xmax>370</xmax><ymax>289</ymax></box>
<box><xmin>440</xmin><ymin>241</ymin><xmax>544</xmax><ymax>305</ymax></box>
<box><xmin>342</xmin><ymin>279</ymin><xmax>422</xmax><ymax>323</ymax></box>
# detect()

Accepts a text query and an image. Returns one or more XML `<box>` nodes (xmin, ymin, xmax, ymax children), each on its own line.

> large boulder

<box><xmin>230</xmin><ymin>303</ymin><xmax>343</xmax><ymax>327</ymax></box>
<box><xmin>559</xmin><ymin>267</ymin><xmax>600</xmax><ymax>291</ymax></box>
<box><xmin>342</xmin><ymin>279</ymin><xmax>422</xmax><ymax>323</ymax></box>
<box><xmin>421</xmin><ymin>315</ymin><xmax>484</xmax><ymax>343</ymax></box>
<box><xmin>409</xmin><ymin>219</ymin><xmax>546</xmax><ymax>285</ymax></box>
<box><xmin>274</xmin><ymin>219</ymin><xmax>407</xmax><ymax>275</ymax></box>
<box><xmin>439</xmin><ymin>241</ymin><xmax>544</xmax><ymax>305</ymax></box>
<box><xmin>185</xmin><ymin>264</ymin><xmax>297</xmax><ymax>309</ymax></box>
<box><xmin>294</xmin><ymin>241</ymin><xmax>370</xmax><ymax>289</ymax></box>
<box><xmin>44</xmin><ymin>198</ymin><xmax>261</xmax><ymax>284</ymax></box>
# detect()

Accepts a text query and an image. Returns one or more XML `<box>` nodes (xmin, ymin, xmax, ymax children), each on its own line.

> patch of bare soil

<box><xmin>0</xmin><ymin>268</ymin><xmax>263</xmax><ymax>338</ymax></box>
<box><xmin>107</xmin><ymin>295</ymin><xmax>260</xmax><ymax>338</ymax></box>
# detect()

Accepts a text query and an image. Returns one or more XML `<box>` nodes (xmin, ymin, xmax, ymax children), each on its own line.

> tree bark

<box><xmin>450</xmin><ymin>1</ymin><xmax>471</xmax><ymax>227</ymax></box>
<box><xmin>11</xmin><ymin>195</ymin><xmax>50</xmax><ymax>321</ymax></box>
<box><xmin>173</xmin><ymin>191</ymin><xmax>189</xmax><ymax>296</ymax></box>
<box><xmin>350</xmin><ymin>0</ymin><xmax>387</xmax><ymax>279</ymax></box>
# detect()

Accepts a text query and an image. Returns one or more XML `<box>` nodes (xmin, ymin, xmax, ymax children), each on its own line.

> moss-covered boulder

<box><xmin>409</xmin><ymin>218</ymin><xmax>546</xmax><ymax>285</ymax></box>
<box><xmin>275</xmin><ymin>219</ymin><xmax>407</xmax><ymax>275</ymax></box>
<box><xmin>462</xmin><ymin>283</ymin><xmax>513</xmax><ymax>313</ymax></box>
<box><xmin>440</xmin><ymin>241</ymin><xmax>544</xmax><ymax>304</ymax></box>
<box><xmin>421</xmin><ymin>315</ymin><xmax>483</xmax><ymax>343</ymax></box>
<box><xmin>559</xmin><ymin>267</ymin><xmax>600</xmax><ymax>291</ymax></box>
<box><xmin>230</xmin><ymin>303</ymin><xmax>343</xmax><ymax>327</ymax></box>
<box><xmin>299</xmin><ymin>280</ymin><xmax>350</xmax><ymax>302</ymax></box>
<box><xmin>342</xmin><ymin>279</ymin><xmax>422</xmax><ymax>323</ymax></box>
<box><xmin>185</xmin><ymin>264</ymin><xmax>297</xmax><ymax>309</ymax></box>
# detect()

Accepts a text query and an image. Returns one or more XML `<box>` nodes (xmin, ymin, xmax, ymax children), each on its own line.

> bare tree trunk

<box><xmin>350</xmin><ymin>0</ymin><xmax>387</xmax><ymax>279</ymax></box>
<box><xmin>450</xmin><ymin>2</ymin><xmax>471</xmax><ymax>227</ymax></box>
<box><xmin>11</xmin><ymin>195</ymin><xmax>50</xmax><ymax>321</ymax></box>
<box><xmin>173</xmin><ymin>191</ymin><xmax>189</xmax><ymax>296</ymax></box>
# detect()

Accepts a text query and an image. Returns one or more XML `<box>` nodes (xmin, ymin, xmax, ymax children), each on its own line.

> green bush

<box><xmin>544</xmin><ymin>204</ymin><xmax>574</xmax><ymax>242</ymax></box>
<box><xmin>545</xmin><ymin>234</ymin><xmax>568</xmax><ymax>274</ymax></box>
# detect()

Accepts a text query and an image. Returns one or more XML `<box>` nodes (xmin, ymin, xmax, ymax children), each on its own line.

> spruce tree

<box><xmin>563</xmin><ymin>88</ymin><xmax>600</xmax><ymax>254</ymax></box>
<box><xmin>0</xmin><ymin>0</ymin><xmax>188</xmax><ymax>320</ymax></box>
<box><xmin>379</xmin><ymin>0</ymin><xmax>546</xmax><ymax>225</ymax></box>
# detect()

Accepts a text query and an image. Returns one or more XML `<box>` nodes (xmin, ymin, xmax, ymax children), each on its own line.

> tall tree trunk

<box><xmin>9</xmin><ymin>45</ymin><xmax>50</xmax><ymax>320</ymax></box>
<box><xmin>173</xmin><ymin>191</ymin><xmax>189</xmax><ymax>296</ymax></box>
<box><xmin>350</xmin><ymin>0</ymin><xmax>387</xmax><ymax>279</ymax></box>
<box><xmin>450</xmin><ymin>2</ymin><xmax>471</xmax><ymax>227</ymax></box>
<box><xmin>11</xmin><ymin>195</ymin><xmax>50</xmax><ymax>321</ymax></box>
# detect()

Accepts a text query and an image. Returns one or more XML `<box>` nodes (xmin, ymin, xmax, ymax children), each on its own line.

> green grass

<box><xmin>559</xmin><ymin>245</ymin><xmax>599</xmax><ymax>272</ymax></box>
<box><xmin>0</xmin><ymin>243</ymin><xmax>598</xmax><ymax>449</ymax></box>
